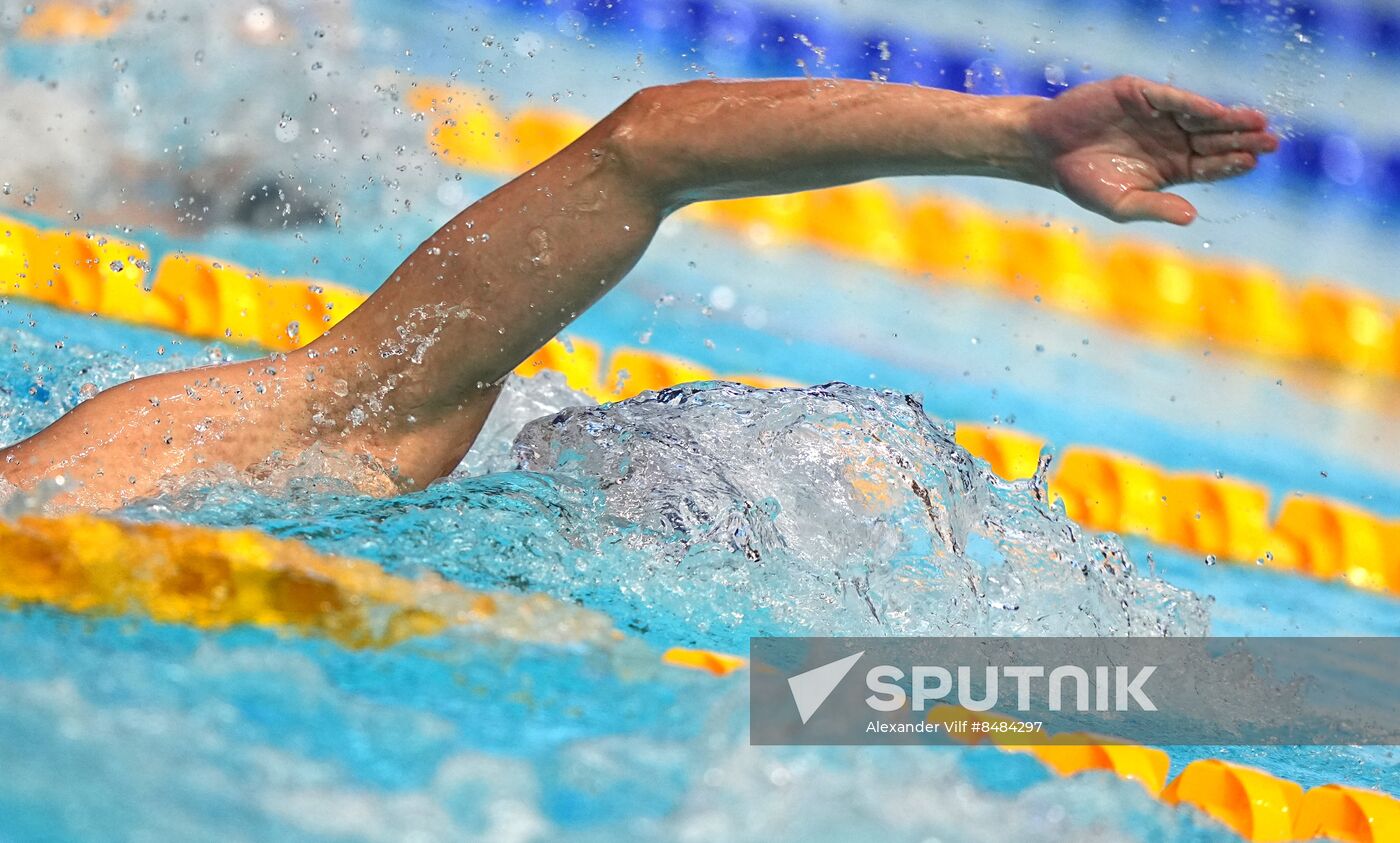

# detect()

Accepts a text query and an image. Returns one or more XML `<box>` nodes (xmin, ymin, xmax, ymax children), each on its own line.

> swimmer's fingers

<box><xmin>1188</xmin><ymin>151</ymin><xmax>1259</xmax><ymax>183</ymax></box>
<box><xmin>1138</xmin><ymin>81</ymin><xmax>1269</xmax><ymax>133</ymax></box>
<box><xmin>1189</xmin><ymin>130</ymin><xmax>1279</xmax><ymax>156</ymax></box>
<box><xmin>1112</xmin><ymin>190</ymin><xmax>1198</xmax><ymax>226</ymax></box>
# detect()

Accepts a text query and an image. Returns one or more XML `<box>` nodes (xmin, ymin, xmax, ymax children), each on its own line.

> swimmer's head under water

<box><xmin>1</xmin><ymin>76</ymin><xmax>1277</xmax><ymax>510</ymax></box>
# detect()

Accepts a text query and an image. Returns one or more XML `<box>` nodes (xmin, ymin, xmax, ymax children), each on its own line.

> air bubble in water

<box><xmin>275</xmin><ymin>118</ymin><xmax>300</xmax><ymax>143</ymax></box>
<box><xmin>556</xmin><ymin>11</ymin><xmax>587</xmax><ymax>38</ymax></box>
<box><xmin>708</xmin><ymin>286</ymin><xmax>736</xmax><ymax>311</ymax></box>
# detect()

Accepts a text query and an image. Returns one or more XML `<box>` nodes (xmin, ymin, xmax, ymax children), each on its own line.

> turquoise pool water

<box><xmin>2</xmin><ymin>294</ymin><xmax>1397</xmax><ymax>840</ymax></box>
<box><xmin>2</xmin><ymin>1</ymin><xmax>1399</xmax><ymax>840</ymax></box>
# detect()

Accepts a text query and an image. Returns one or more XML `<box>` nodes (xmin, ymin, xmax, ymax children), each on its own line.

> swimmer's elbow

<box><xmin>604</xmin><ymin>83</ymin><xmax>710</xmax><ymax>211</ymax></box>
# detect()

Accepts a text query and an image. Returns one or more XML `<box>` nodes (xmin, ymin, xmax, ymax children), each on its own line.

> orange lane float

<box><xmin>926</xmin><ymin>705</ymin><xmax>1397</xmax><ymax>842</ymax></box>
<box><xmin>951</xmin><ymin>423</ymin><xmax>1046</xmax><ymax>482</ymax></box>
<box><xmin>605</xmin><ymin>347</ymin><xmax>718</xmax><ymax>399</ymax></box>
<box><xmin>660</xmin><ymin>646</ymin><xmax>748</xmax><ymax>676</ymax></box>
<box><xmin>1161</xmin><ymin>759</ymin><xmax>1304</xmax><ymax>842</ymax></box>
<box><xmin>926</xmin><ymin>706</ymin><xmax>1171</xmax><ymax>795</ymax></box>
<box><xmin>1270</xmin><ymin>494</ymin><xmax>1395</xmax><ymax>588</ymax></box>
<box><xmin>0</xmin><ymin>515</ymin><xmax>629</xmax><ymax>649</ymax></box>
<box><xmin>1041</xmin><ymin>443</ymin><xmax>1396</xmax><ymax>594</ymax></box>
<box><xmin>1293</xmin><ymin>783</ymin><xmax>1400</xmax><ymax>843</ymax></box>
<box><xmin>1</xmin><ymin>215</ymin><xmax>367</xmax><ymax>351</ymax></box>
<box><xmin>514</xmin><ymin>334</ymin><xmax>609</xmax><ymax>399</ymax></box>
<box><xmin>0</xmin><ymin>218</ymin><xmax>158</xmax><ymax>325</ymax></box>
<box><xmin>701</xmin><ymin>182</ymin><xmax>1400</xmax><ymax>380</ymax></box>
<box><xmin>148</xmin><ymin>254</ymin><xmax>366</xmax><ymax>350</ymax></box>
<box><xmin>0</xmin><ymin>515</ymin><xmax>486</xmax><ymax>649</ymax></box>
<box><xmin>17</xmin><ymin>0</ymin><xmax>129</xmax><ymax>40</ymax></box>
<box><xmin>1028</xmin><ymin>739</ymin><xmax>1171</xmax><ymax>795</ymax></box>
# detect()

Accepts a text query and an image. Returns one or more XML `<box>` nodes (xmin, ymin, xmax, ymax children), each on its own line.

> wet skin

<box><xmin>0</xmin><ymin>76</ymin><xmax>1277</xmax><ymax>509</ymax></box>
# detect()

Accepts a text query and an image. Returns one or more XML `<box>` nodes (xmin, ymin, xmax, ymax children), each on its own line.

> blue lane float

<box><xmin>454</xmin><ymin>0</ymin><xmax>1400</xmax><ymax>215</ymax></box>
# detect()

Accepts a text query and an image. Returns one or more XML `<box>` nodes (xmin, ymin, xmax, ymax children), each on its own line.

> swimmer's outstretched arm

<box><xmin>1</xmin><ymin>76</ymin><xmax>1276</xmax><ymax>508</ymax></box>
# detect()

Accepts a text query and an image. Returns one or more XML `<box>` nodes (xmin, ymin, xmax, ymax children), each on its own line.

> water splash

<box><xmin>514</xmin><ymin>381</ymin><xmax>1207</xmax><ymax>639</ymax></box>
<box><xmin>457</xmin><ymin>370</ymin><xmax>594</xmax><ymax>476</ymax></box>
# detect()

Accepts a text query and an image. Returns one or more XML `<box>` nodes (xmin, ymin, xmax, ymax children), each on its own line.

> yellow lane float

<box><xmin>0</xmin><ymin>515</ymin><xmax>625</xmax><ymax>649</ymax></box>
<box><xmin>18</xmin><ymin>0</ymin><xmax>129</xmax><ymax>40</ymax></box>
<box><xmin>1161</xmin><ymin>759</ymin><xmax>1304</xmax><ymax>842</ymax></box>
<box><xmin>1293</xmin><ymin>783</ymin><xmax>1400</xmax><ymax>843</ymax></box>
<box><xmin>1025</xmin><ymin>738</ymin><xmax>1171</xmax><ymax>796</ymax></box>
<box><xmin>926</xmin><ymin>706</ymin><xmax>1169</xmax><ymax>794</ymax></box>
<box><xmin>660</xmin><ymin>647</ymin><xmax>748</xmax><ymax>676</ymax></box>
<box><xmin>922</xmin><ymin>705</ymin><xmax>1397</xmax><ymax>839</ymax></box>
<box><xmin>149</xmin><ymin>254</ymin><xmax>366</xmax><ymax>350</ymax></box>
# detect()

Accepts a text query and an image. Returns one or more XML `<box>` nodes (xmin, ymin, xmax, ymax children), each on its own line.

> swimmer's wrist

<box><xmin>989</xmin><ymin>96</ymin><xmax>1056</xmax><ymax>188</ymax></box>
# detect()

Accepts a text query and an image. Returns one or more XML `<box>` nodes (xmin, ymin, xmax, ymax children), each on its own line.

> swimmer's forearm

<box><xmin>321</xmin><ymin>81</ymin><xmax>1050</xmax><ymax>385</ymax></box>
<box><xmin>616</xmin><ymin>79</ymin><xmax>1050</xmax><ymax>206</ymax></box>
<box><xmin>296</xmin><ymin>81</ymin><xmax>1049</xmax><ymax>478</ymax></box>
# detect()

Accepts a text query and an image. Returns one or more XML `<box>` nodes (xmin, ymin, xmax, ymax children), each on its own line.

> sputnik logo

<box><xmin>787</xmin><ymin>651</ymin><xmax>864</xmax><ymax>724</ymax></box>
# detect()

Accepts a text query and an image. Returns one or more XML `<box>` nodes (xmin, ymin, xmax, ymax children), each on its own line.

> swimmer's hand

<box><xmin>1025</xmin><ymin>76</ymin><xmax>1278</xmax><ymax>225</ymax></box>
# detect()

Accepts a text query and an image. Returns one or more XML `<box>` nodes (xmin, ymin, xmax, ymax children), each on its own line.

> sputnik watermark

<box><xmin>788</xmin><ymin>651</ymin><xmax>1155</xmax><ymax>726</ymax></box>
<box><xmin>751</xmin><ymin>637</ymin><xmax>1400</xmax><ymax>746</ymax></box>
<box><xmin>788</xmin><ymin>651</ymin><xmax>864</xmax><ymax>724</ymax></box>
<box><xmin>864</xmin><ymin>663</ymin><xmax>1156</xmax><ymax>713</ymax></box>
